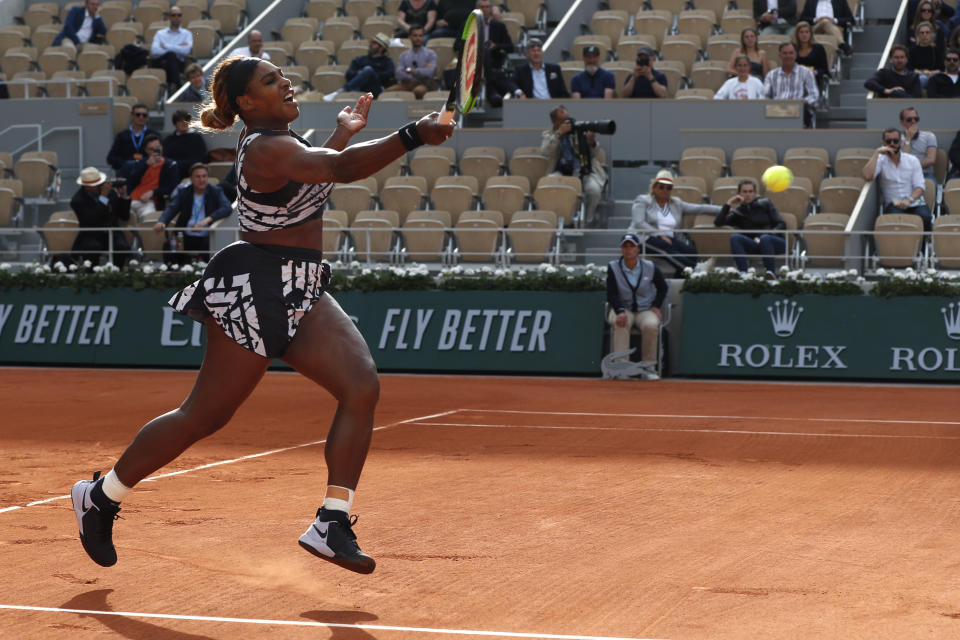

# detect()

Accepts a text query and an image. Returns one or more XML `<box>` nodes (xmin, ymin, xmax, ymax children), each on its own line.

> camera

<box><xmin>570</xmin><ymin>118</ymin><xmax>617</xmax><ymax>135</ymax></box>
<box><xmin>637</xmin><ymin>54</ymin><xmax>650</xmax><ymax>67</ymax></box>
<box><xmin>110</xmin><ymin>177</ymin><xmax>127</xmax><ymax>188</ymax></box>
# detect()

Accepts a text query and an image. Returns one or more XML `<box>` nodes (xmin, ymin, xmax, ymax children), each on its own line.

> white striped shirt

<box><xmin>763</xmin><ymin>64</ymin><xmax>819</xmax><ymax>107</ymax></box>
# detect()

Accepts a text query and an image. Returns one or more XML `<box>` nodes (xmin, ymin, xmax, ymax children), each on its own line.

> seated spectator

<box><xmin>629</xmin><ymin>169</ymin><xmax>722</xmax><ymax>276</ymax></box>
<box><xmin>153</xmin><ymin>163</ymin><xmax>231</xmax><ymax>261</ymax></box>
<box><xmin>70</xmin><ymin>166</ymin><xmax>131</xmax><ymax>266</ymax></box>
<box><xmin>948</xmin><ymin>129</ymin><xmax>960</xmax><ymax>180</ymax></box>
<box><xmin>106</xmin><ymin>103</ymin><xmax>160</xmax><ymax>171</ymax></box>
<box><xmin>150</xmin><ymin>6</ymin><xmax>193</xmax><ymax>92</ymax></box>
<box><xmin>755</xmin><ymin>0</ymin><xmax>798</xmax><ymax>36</ymax></box>
<box><xmin>53</xmin><ymin>0</ymin><xmax>107</xmax><ymax>49</ymax></box>
<box><xmin>427</xmin><ymin>0</ymin><xmax>476</xmax><ymax>41</ymax></box>
<box><xmin>396</xmin><ymin>0</ymin><xmax>438</xmax><ymax>38</ymax></box>
<box><xmin>714</xmin><ymin>178</ymin><xmax>788</xmax><ymax>277</ymax></box>
<box><xmin>763</xmin><ymin>42</ymin><xmax>819</xmax><ymax>127</ymax></box>
<box><xmin>233</xmin><ymin>30</ymin><xmax>270</xmax><ymax>60</ymax></box>
<box><xmin>909</xmin><ymin>21</ymin><xmax>944</xmax><ymax>89</ymax></box>
<box><xmin>219</xmin><ymin>164</ymin><xmax>238</xmax><ymax>203</ymax></box>
<box><xmin>908</xmin><ymin>0</ymin><xmax>956</xmax><ymax>30</ymax></box>
<box><xmin>179</xmin><ymin>63</ymin><xmax>207</xmax><ymax>102</ymax></box>
<box><xmin>476</xmin><ymin>0</ymin><xmax>516</xmax><ymax>107</ymax></box>
<box><xmin>912</xmin><ymin>1</ymin><xmax>948</xmax><ymax>53</ymax></box>
<box><xmin>799</xmin><ymin>0</ymin><xmax>854</xmax><ymax>53</ymax></box>
<box><xmin>727</xmin><ymin>27</ymin><xmax>769</xmax><ymax>80</ymax></box>
<box><xmin>119</xmin><ymin>134</ymin><xmax>180</xmax><ymax>220</ymax></box>
<box><xmin>323</xmin><ymin>33</ymin><xmax>395</xmax><ymax>101</ymax></box>
<box><xmin>163</xmin><ymin>109</ymin><xmax>207</xmax><ymax>180</ymax></box>
<box><xmin>926</xmin><ymin>47</ymin><xmax>960</xmax><ymax>97</ymax></box>
<box><xmin>385</xmin><ymin>26</ymin><xmax>437</xmax><ymax>99</ymax></box>
<box><xmin>793</xmin><ymin>21</ymin><xmax>830</xmax><ymax>84</ymax></box>
<box><xmin>899</xmin><ymin>107</ymin><xmax>937</xmax><ymax>179</ymax></box>
<box><xmin>862</xmin><ymin>128</ymin><xmax>932</xmax><ymax>232</ymax></box>
<box><xmin>715</xmin><ymin>55</ymin><xmax>766</xmax><ymax>99</ymax></box>
<box><xmin>571</xmin><ymin>45</ymin><xmax>615</xmax><ymax>99</ymax></box>
<box><xmin>864</xmin><ymin>45</ymin><xmax>922</xmax><ymax>98</ymax></box>
<box><xmin>605</xmin><ymin>232</ymin><xmax>668</xmax><ymax>380</ymax></box>
<box><xmin>622</xmin><ymin>48</ymin><xmax>667</xmax><ymax>98</ymax></box>
<box><xmin>512</xmin><ymin>37</ymin><xmax>570</xmax><ymax>99</ymax></box>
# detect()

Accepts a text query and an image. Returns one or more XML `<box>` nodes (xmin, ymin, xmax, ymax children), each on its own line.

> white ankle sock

<box><xmin>101</xmin><ymin>469</ymin><xmax>132</xmax><ymax>503</ymax></box>
<box><xmin>322</xmin><ymin>485</ymin><xmax>354</xmax><ymax>514</ymax></box>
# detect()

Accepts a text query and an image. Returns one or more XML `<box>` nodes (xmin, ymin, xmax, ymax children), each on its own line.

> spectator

<box><xmin>163</xmin><ymin>109</ymin><xmax>208</xmax><ymax>180</ymax></box>
<box><xmin>912</xmin><ymin>1</ymin><xmax>948</xmax><ymax>54</ymax></box>
<box><xmin>629</xmin><ymin>169</ymin><xmax>722</xmax><ymax>276</ymax></box>
<box><xmin>909</xmin><ymin>21</ymin><xmax>944</xmax><ymax>90</ymax></box>
<box><xmin>233</xmin><ymin>30</ymin><xmax>271</xmax><ymax>60</ymax></box>
<box><xmin>476</xmin><ymin>0</ymin><xmax>516</xmax><ymax>107</ymax></box>
<box><xmin>512</xmin><ymin>37</ymin><xmax>569</xmax><ymax>99</ymax></box>
<box><xmin>622</xmin><ymin>48</ymin><xmax>668</xmax><ymax>98</ymax></box>
<box><xmin>106</xmin><ymin>103</ymin><xmax>160</xmax><ymax>171</ymax></box>
<box><xmin>428</xmin><ymin>0</ymin><xmax>476</xmax><ymax>41</ymax></box>
<box><xmin>179</xmin><ymin>63</ymin><xmax>207</xmax><ymax>102</ymax></box>
<box><xmin>385</xmin><ymin>26</ymin><xmax>437</xmax><ymax>99</ymax></box>
<box><xmin>605</xmin><ymin>232</ymin><xmax>668</xmax><ymax>380</ymax></box>
<box><xmin>570</xmin><ymin>45</ymin><xmax>615</xmax><ymax>99</ymax></box>
<box><xmin>948</xmin><ymin>129</ymin><xmax>960</xmax><ymax>180</ymax></box>
<box><xmin>864</xmin><ymin>45</ymin><xmax>923</xmax><ymax>98</ymax></box>
<box><xmin>540</xmin><ymin>105</ymin><xmax>607</xmax><ymax>227</ymax></box>
<box><xmin>793</xmin><ymin>21</ymin><xmax>830</xmax><ymax>84</ymax></box>
<box><xmin>69</xmin><ymin>166</ymin><xmax>131</xmax><ymax>266</ymax></box>
<box><xmin>150</xmin><ymin>5</ymin><xmax>193</xmax><ymax>92</ymax></box>
<box><xmin>927</xmin><ymin>48</ymin><xmax>960</xmax><ymax>97</ymax></box>
<box><xmin>763</xmin><ymin>41</ymin><xmax>819</xmax><ymax>127</ymax></box>
<box><xmin>396</xmin><ymin>0</ymin><xmax>438</xmax><ymax>38</ymax></box>
<box><xmin>908</xmin><ymin>0</ymin><xmax>956</xmax><ymax>30</ymax></box>
<box><xmin>119</xmin><ymin>134</ymin><xmax>180</xmax><ymax>220</ymax></box>
<box><xmin>154</xmin><ymin>163</ymin><xmax>232</xmax><ymax>261</ymax></box>
<box><xmin>714</xmin><ymin>178</ymin><xmax>787</xmax><ymax>277</ymax></box>
<box><xmin>950</xmin><ymin>24</ymin><xmax>960</xmax><ymax>52</ymax></box>
<box><xmin>899</xmin><ymin>107</ymin><xmax>938</xmax><ymax>179</ymax></box>
<box><xmin>323</xmin><ymin>33</ymin><xmax>395</xmax><ymax>101</ymax></box>
<box><xmin>798</xmin><ymin>0</ymin><xmax>854</xmax><ymax>52</ymax></box>
<box><xmin>727</xmin><ymin>27</ymin><xmax>769</xmax><ymax>80</ymax></box>
<box><xmin>755</xmin><ymin>0</ymin><xmax>798</xmax><ymax>36</ymax></box>
<box><xmin>53</xmin><ymin>0</ymin><xmax>107</xmax><ymax>49</ymax></box>
<box><xmin>862</xmin><ymin>128</ymin><xmax>932</xmax><ymax>232</ymax></box>
<box><xmin>219</xmin><ymin>164</ymin><xmax>238</xmax><ymax>203</ymax></box>
<box><xmin>715</xmin><ymin>55</ymin><xmax>766</xmax><ymax>99</ymax></box>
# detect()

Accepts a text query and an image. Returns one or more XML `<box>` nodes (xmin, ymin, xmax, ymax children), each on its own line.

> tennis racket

<box><xmin>439</xmin><ymin>9</ymin><xmax>485</xmax><ymax>125</ymax></box>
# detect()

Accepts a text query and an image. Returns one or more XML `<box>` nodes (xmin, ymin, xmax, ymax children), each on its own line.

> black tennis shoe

<box><xmin>71</xmin><ymin>471</ymin><xmax>121</xmax><ymax>567</ymax></box>
<box><xmin>298</xmin><ymin>507</ymin><xmax>376</xmax><ymax>574</ymax></box>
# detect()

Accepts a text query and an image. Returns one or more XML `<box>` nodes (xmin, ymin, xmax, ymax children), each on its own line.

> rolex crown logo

<box><xmin>941</xmin><ymin>302</ymin><xmax>960</xmax><ymax>340</ymax></box>
<box><xmin>767</xmin><ymin>299</ymin><xmax>803</xmax><ymax>338</ymax></box>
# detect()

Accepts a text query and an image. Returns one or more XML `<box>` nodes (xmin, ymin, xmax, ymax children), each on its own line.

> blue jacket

<box><xmin>160</xmin><ymin>183</ymin><xmax>232</xmax><ymax>228</ymax></box>
<box><xmin>53</xmin><ymin>6</ymin><xmax>107</xmax><ymax>47</ymax></box>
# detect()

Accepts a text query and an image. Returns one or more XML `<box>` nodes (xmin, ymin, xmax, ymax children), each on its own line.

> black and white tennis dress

<box><xmin>169</xmin><ymin>128</ymin><xmax>334</xmax><ymax>358</ymax></box>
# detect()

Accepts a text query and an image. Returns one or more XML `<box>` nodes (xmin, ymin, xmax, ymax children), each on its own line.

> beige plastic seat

<box><xmin>87</xmin><ymin>68</ymin><xmax>126</xmax><ymax>96</ymax></box>
<box><xmin>720</xmin><ymin>9</ymin><xmax>755</xmax><ymax>36</ymax></box>
<box><xmin>361</xmin><ymin>17</ymin><xmax>399</xmax><ymax>41</ymax></box>
<box><xmin>633</xmin><ymin>10</ymin><xmax>672</xmax><ymax>49</ymax></box>
<box><xmin>380</xmin><ymin>175</ymin><xmax>428</xmax><ymax>226</ymax></box>
<box><xmin>402</xmin><ymin>210</ymin><xmax>451</xmax><ymax>261</ymax></box>
<box><xmin>455</xmin><ymin>210</ymin><xmax>503</xmax><ymax>262</ymax></box>
<box><xmin>675</xmin><ymin>87</ymin><xmax>715</xmax><ymax>100</ymax></box>
<box><xmin>483</xmin><ymin>176</ymin><xmax>531</xmax><ymax>224</ymax></box>
<box><xmin>352</xmin><ymin>209</ymin><xmax>399</xmax><ymax>260</ymax></box>
<box><xmin>710</xmin><ymin>175</ymin><xmax>749</xmax><ymax>206</ymax></box>
<box><xmin>705</xmin><ymin>34</ymin><xmax>740</xmax><ymax>62</ymax></box>
<box><xmin>134</xmin><ymin>1</ymin><xmax>167</xmax><ymax>27</ymax></box>
<box><xmin>344</xmin><ymin>0</ymin><xmax>380</xmax><ymax>22</ymax></box>
<box><xmin>378</xmin><ymin>90</ymin><xmax>417</xmax><ymax>102</ymax></box>
<box><xmin>648</xmin><ymin>0</ymin><xmax>688</xmax><ymax>13</ymax></box>
<box><xmin>431</xmin><ymin>176</ymin><xmax>479</xmax><ymax>225</ymax></box>
<box><xmin>409</xmin><ymin>147</ymin><xmax>455</xmax><ymax>191</ymax></box>
<box><xmin>296</xmin><ymin>41</ymin><xmax>334</xmax><ymax>74</ymax></box>
<box><xmin>370</xmin><ymin>156</ymin><xmax>405</xmax><ymax>191</ymax></box>
<box><xmin>801</xmin><ymin>213</ymin><xmax>849</xmax><ymax>267</ymax></box>
<box><xmin>511</xmin><ymin>0</ymin><xmax>545</xmax><ymax>27</ymax></box>
<box><xmin>322</xmin><ymin>209</ymin><xmax>348</xmax><ymax>255</ymax></box>
<box><xmin>603</xmin><ymin>60</ymin><xmax>633</xmax><ymax>97</ymax></box>
<box><xmin>689</xmin><ymin>59</ymin><xmax>728</xmax><ymax>92</ymax></box>
<box><xmin>42</xmin><ymin>211</ymin><xmax>79</xmax><ymax>259</ymax></box>
<box><xmin>533</xmin><ymin>181</ymin><xmax>580</xmax><ymax>226</ymax></box>
<box><xmin>321</xmin><ymin>18</ymin><xmax>359</xmax><ymax>52</ymax></box>
<box><xmin>764</xmin><ymin>176</ymin><xmax>812</xmax><ymax>222</ymax></box>
<box><xmin>460</xmin><ymin>147</ymin><xmax>506</xmax><ymax>191</ymax></box>
<box><xmin>758</xmin><ymin>34</ymin><xmax>789</xmax><ymax>63</ymax></box>
<box><xmin>312</xmin><ymin>64</ymin><xmax>349</xmax><ymax>94</ymax></box>
<box><xmin>126</xmin><ymin>70</ymin><xmax>164</xmax><ymax>106</ymax></box>
<box><xmin>654</xmin><ymin>59</ymin><xmax>685</xmax><ymax>97</ymax></box>
<box><xmin>330</xmin><ymin>177</ymin><xmax>377</xmax><ymax>224</ymax></box>
<box><xmin>874</xmin><ymin>213</ymin><xmax>923</xmax><ymax>268</ymax></box>
<box><xmin>679</xmin><ymin>147</ymin><xmax>726</xmax><ymax>192</ymax></box>
<box><xmin>559</xmin><ymin>60</ymin><xmax>584</xmax><ymax>89</ymax></box>
<box><xmin>1</xmin><ymin>47</ymin><xmax>37</xmax><ymax>77</ymax></box>
<box><xmin>106</xmin><ymin>21</ymin><xmax>143</xmax><ymax>49</ymax></box>
<box><xmin>508</xmin><ymin>148</ymin><xmax>549</xmax><ymax>191</ymax></box>
<box><xmin>282</xmin><ymin>18</ymin><xmax>321</xmax><ymax>50</ymax></box>
<box><xmin>661</xmin><ymin>34</ymin><xmax>701</xmax><ymax>75</ymax></box>
<box><xmin>133</xmin><ymin>210</ymin><xmax>167</xmax><ymax>261</ymax></box>
<box><xmin>782</xmin><ymin>147</ymin><xmax>830</xmax><ymax>192</ymax></box>
<box><xmin>677</xmin><ymin>10</ymin><xmax>716</xmax><ymax>46</ymax></box>
<box><xmin>932</xmin><ymin>214</ymin><xmax>960</xmax><ymax>268</ymax></box>
<box><xmin>589</xmin><ymin>11</ymin><xmax>628</xmax><ymax>47</ymax></box>
<box><xmin>834</xmin><ymin>147</ymin><xmax>874</xmax><ymax>179</ymax></box>
<box><xmin>100</xmin><ymin>1</ymin><xmax>133</xmax><ymax>27</ymax></box>
<box><xmin>14</xmin><ymin>156</ymin><xmax>58</xmax><ymax>200</ymax></box>
<box><xmin>280</xmin><ymin>65</ymin><xmax>311</xmax><ymax>89</ymax></box>
<box><xmin>672</xmin><ymin>175</ymin><xmax>708</xmax><ymax>206</ymax></box>
<box><xmin>305</xmin><ymin>0</ymin><xmax>339</xmax><ymax>22</ymax></box>
<box><xmin>688</xmin><ymin>212</ymin><xmax>735</xmax><ymax>264</ymax></box>
<box><xmin>571</xmin><ymin>34</ymin><xmax>612</xmax><ymax>61</ymax></box>
<box><xmin>818</xmin><ymin>177</ymin><xmax>865</xmax><ymax>216</ymax></box>
<box><xmin>616</xmin><ymin>34</ymin><xmax>658</xmax><ymax>63</ymax></box>
<box><xmin>0</xmin><ymin>185</ymin><xmax>21</xmax><ymax>226</ymax></box>
<box><xmin>23</xmin><ymin>3</ymin><xmax>58</xmax><ymax>31</ymax></box>
<box><xmin>47</xmin><ymin>70</ymin><xmax>86</xmax><ymax>98</ymax></box>
<box><xmin>508</xmin><ymin>210</ymin><xmax>558</xmax><ymax>263</ymax></box>
<box><xmin>209</xmin><ymin>0</ymin><xmax>245</xmax><ymax>36</ymax></box>
<box><xmin>608</xmin><ymin>0</ymin><xmax>645</xmax><ymax>11</ymax></box>
<box><xmin>730</xmin><ymin>147</ymin><xmax>779</xmax><ymax>184</ymax></box>
<box><xmin>943</xmin><ymin>178</ymin><xmax>960</xmax><ymax>216</ymax></box>
<box><xmin>77</xmin><ymin>48</ymin><xmax>112</xmax><ymax>76</ymax></box>
<box><xmin>38</xmin><ymin>46</ymin><xmax>75</xmax><ymax>77</ymax></box>
<box><xmin>426</xmin><ymin>37</ymin><xmax>456</xmax><ymax>74</ymax></box>
<box><xmin>338</xmin><ymin>39</ymin><xmax>371</xmax><ymax>65</ymax></box>
<box><xmin>499</xmin><ymin>11</ymin><xmax>524</xmax><ymax>42</ymax></box>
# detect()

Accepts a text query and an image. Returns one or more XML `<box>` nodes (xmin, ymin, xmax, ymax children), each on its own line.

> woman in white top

<box><xmin>715</xmin><ymin>55</ymin><xmax>766</xmax><ymax>100</ymax></box>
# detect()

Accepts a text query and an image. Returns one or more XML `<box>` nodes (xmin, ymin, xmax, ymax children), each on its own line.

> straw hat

<box><xmin>76</xmin><ymin>166</ymin><xmax>107</xmax><ymax>187</ymax></box>
<box><xmin>652</xmin><ymin>169</ymin><xmax>674</xmax><ymax>186</ymax></box>
<box><xmin>371</xmin><ymin>33</ymin><xmax>390</xmax><ymax>50</ymax></box>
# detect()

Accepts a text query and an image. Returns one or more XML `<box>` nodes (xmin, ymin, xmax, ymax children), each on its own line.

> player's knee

<box><xmin>343</xmin><ymin>366</ymin><xmax>380</xmax><ymax>409</ymax></box>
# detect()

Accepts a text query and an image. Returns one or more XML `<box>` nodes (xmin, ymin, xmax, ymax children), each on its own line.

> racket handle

<box><xmin>439</xmin><ymin>109</ymin><xmax>455</xmax><ymax>125</ymax></box>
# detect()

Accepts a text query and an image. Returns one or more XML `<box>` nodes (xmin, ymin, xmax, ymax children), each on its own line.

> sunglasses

<box><xmin>655</xmin><ymin>183</ymin><xmax>673</xmax><ymax>190</ymax></box>
<box><xmin>169</xmin><ymin>12</ymin><xmax>182</xmax><ymax>16</ymax></box>
<box><xmin>883</xmin><ymin>138</ymin><xmax>900</xmax><ymax>144</ymax></box>
<box><xmin>133</xmin><ymin>112</ymin><xmax>148</xmax><ymax>117</ymax></box>
<box><xmin>919</xmin><ymin>7</ymin><xmax>933</xmax><ymax>11</ymax></box>
<box><xmin>947</xmin><ymin>56</ymin><xmax>960</xmax><ymax>62</ymax></box>
<box><xmin>903</xmin><ymin>116</ymin><xmax>919</xmax><ymax>122</ymax></box>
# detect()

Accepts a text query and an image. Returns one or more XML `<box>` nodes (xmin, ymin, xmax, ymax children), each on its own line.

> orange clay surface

<box><xmin>1</xmin><ymin>368</ymin><xmax>959</xmax><ymax>639</ymax></box>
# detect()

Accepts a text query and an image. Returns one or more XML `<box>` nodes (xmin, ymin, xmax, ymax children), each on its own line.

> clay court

<box><xmin>1</xmin><ymin>368</ymin><xmax>959</xmax><ymax>639</ymax></box>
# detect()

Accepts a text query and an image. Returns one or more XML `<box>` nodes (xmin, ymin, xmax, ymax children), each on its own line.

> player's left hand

<box><xmin>337</xmin><ymin>93</ymin><xmax>372</xmax><ymax>134</ymax></box>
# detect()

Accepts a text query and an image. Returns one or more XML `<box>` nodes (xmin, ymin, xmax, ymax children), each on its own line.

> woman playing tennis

<box><xmin>71</xmin><ymin>56</ymin><xmax>454</xmax><ymax>574</ymax></box>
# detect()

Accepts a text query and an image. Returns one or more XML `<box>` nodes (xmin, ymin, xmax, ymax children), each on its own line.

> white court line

<box><xmin>0</xmin><ymin>604</ymin><xmax>664</xmax><ymax>640</ymax></box>
<box><xmin>414</xmin><ymin>422</ymin><xmax>960</xmax><ymax>441</ymax></box>
<box><xmin>0</xmin><ymin>410</ymin><xmax>459</xmax><ymax>515</ymax></box>
<box><xmin>457</xmin><ymin>409</ymin><xmax>960</xmax><ymax>426</ymax></box>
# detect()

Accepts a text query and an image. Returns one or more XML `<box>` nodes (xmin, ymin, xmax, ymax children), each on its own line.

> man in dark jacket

<box><xmin>154</xmin><ymin>163</ymin><xmax>231</xmax><ymax>261</ymax></box>
<box><xmin>163</xmin><ymin>109</ymin><xmax>207</xmax><ymax>180</ymax></box>
<box><xmin>53</xmin><ymin>0</ymin><xmax>107</xmax><ymax>48</ymax></box>
<box><xmin>106</xmin><ymin>104</ymin><xmax>160</xmax><ymax>170</ymax></box>
<box><xmin>926</xmin><ymin>49</ymin><xmax>960</xmax><ymax>98</ymax></box>
<box><xmin>864</xmin><ymin>45</ymin><xmax>922</xmax><ymax>98</ymax></box>
<box><xmin>118</xmin><ymin>134</ymin><xmax>180</xmax><ymax>220</ymax></box>
<box><xmin>714</xmin><ymin>178</ymin><xmax>787</xmax><ymax>276</ymax></box>
<box><xmin>799</xmin><ymin>0</ymin><xmax>854</xmax><ymax>45</ymax></box>
<box><xmin>754</xmin><ymin>0</ymin><xmax>798</xmax><ymax>36</ymax></box>
<box><xmin>477</xmin><ymin>0</ymin><xmax>516</xmax><ymax>107</ymax></box>
<box><xmin>69</xmin><ymin>166</ymin><xmax>131</xmax><ymax>266</ymax></box>
<box><xmin>324</xmin><ymin>33</ymin><xmax>396</xmax><ymax>100</ymax></box>
<box><xmin>513</xmin><ymin>38</ymin><xmax>569</xmax><ymax>99</ymax></box>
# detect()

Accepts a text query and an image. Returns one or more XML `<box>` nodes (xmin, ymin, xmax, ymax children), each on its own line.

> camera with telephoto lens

<box><xmin>569</xmin><ymin>118</ymin><xmax>617</xmax><ymax>135</ymax></box>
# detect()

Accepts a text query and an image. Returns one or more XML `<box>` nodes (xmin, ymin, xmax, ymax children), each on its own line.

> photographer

<box><xmin>623</xmin><ymin>47</ymin><xmax>667</xmax><ymax>98</ymax></box>
<box><xmin>69</xmin><ymin>167</ymin><xmax>132</xmax><ymax>266</ymax></box>
<box><xmin>862</xmin><ymin>128</ymin><xmax>932</xmax><ymax>232</ymax></box>
<box><xmin>540</xmin><ymin>105</ymin><xmax>610</xmax><ymax>228</ymax></box>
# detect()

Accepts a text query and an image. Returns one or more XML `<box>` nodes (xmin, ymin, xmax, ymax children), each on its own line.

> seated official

<box><xmin>153</xmin><ymin>163</ymin><xmax>231</xmax><ymax>261</ymax></box>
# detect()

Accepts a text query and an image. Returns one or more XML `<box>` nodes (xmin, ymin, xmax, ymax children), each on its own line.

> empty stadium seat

<box><xmin>873</xmin><ymin>213</ymin><xmax>923</xmax><ymax>269</ymax></box>
<box><xmin>818</xmin><ymin>177</ymin><xmax>865</xmax><ymax>216</ymax></box>
<box><xmin>380</xmin><ymin>175</ymin><xmax>428</xmax><ymax>225</ymax></box>
<box><xmin>402</xmin><ymin>210</ymin><xmax>451</xmax><ymax>262</ymax></box>
<box><xmin>431</xmin><ymin>176</ymin><xmax>479</xmax><ymax>225</ymax></box>
<box><xmin>352</xmin><ymin>209</ymin><xmax>399</xmax><ymax>260</ymax></box>
<box><xmin>460</xmin><ymin>147</ymin><xmax>506</xmax><ymax>191</ymax></box>
<box><xmin>508</xmin><ymin>210</ymin><xmax>558</xmax><ymax>263</ymax></box>
<box><xmin>932</xmin><ymin>214</ymin><xmax>960</xmax><ymax>269</ymax></box>
<box><xmin>455</xmin><ymin>210</ymin><xmax>504</xmax><ymax>262</ymax></box>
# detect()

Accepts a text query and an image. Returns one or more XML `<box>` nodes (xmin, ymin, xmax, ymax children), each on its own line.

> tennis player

<box><xmin>71</xmin><ymin>57</ymin><xmax>454</xmax><ymax>574</ymax></box>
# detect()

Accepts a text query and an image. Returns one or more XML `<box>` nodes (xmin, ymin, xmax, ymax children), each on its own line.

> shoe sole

<box><xmin>298</xmin><ymin>539</ymin><xmax>376</xmax><ymax>574</ymax></box>
<box><xmin>71</xmin><ymin>480</ymin><xmax>117</xmax><ymax>567</ymax></box>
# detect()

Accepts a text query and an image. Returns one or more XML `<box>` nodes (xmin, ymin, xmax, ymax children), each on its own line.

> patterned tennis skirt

<box><xmin>169</xmin><ymin>241</ymin><xmax>330</xmax><ymax>358</ymax></box>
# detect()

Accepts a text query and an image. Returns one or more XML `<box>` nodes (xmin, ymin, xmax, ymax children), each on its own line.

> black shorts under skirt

<box><xmin>168</xmin><ymin>241</ymin><xmax>330</xmax><ymax>358</ymax></box>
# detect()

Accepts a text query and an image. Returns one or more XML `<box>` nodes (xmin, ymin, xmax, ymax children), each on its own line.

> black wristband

<box><xmin>398</xmin><ymin>121</ymin><xmax>425</xmax><ymax>150</ymax></box>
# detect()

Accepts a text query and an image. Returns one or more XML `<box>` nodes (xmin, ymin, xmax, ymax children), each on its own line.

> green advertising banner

<box><xmin>678</xmin><ymin>293</ymin><xmax>960</xmax><ymax>381</ymax></box>
<box><xmin>0</xmin><ymin>288</ymin><xmax>605</xmax><ymax>374</ymax></box>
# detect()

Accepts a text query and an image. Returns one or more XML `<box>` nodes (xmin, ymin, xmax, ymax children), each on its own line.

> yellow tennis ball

<box><xmin>762</xmin><ymin>165</ymin><xmax>793</xmax><ymax>193</ymax></box>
